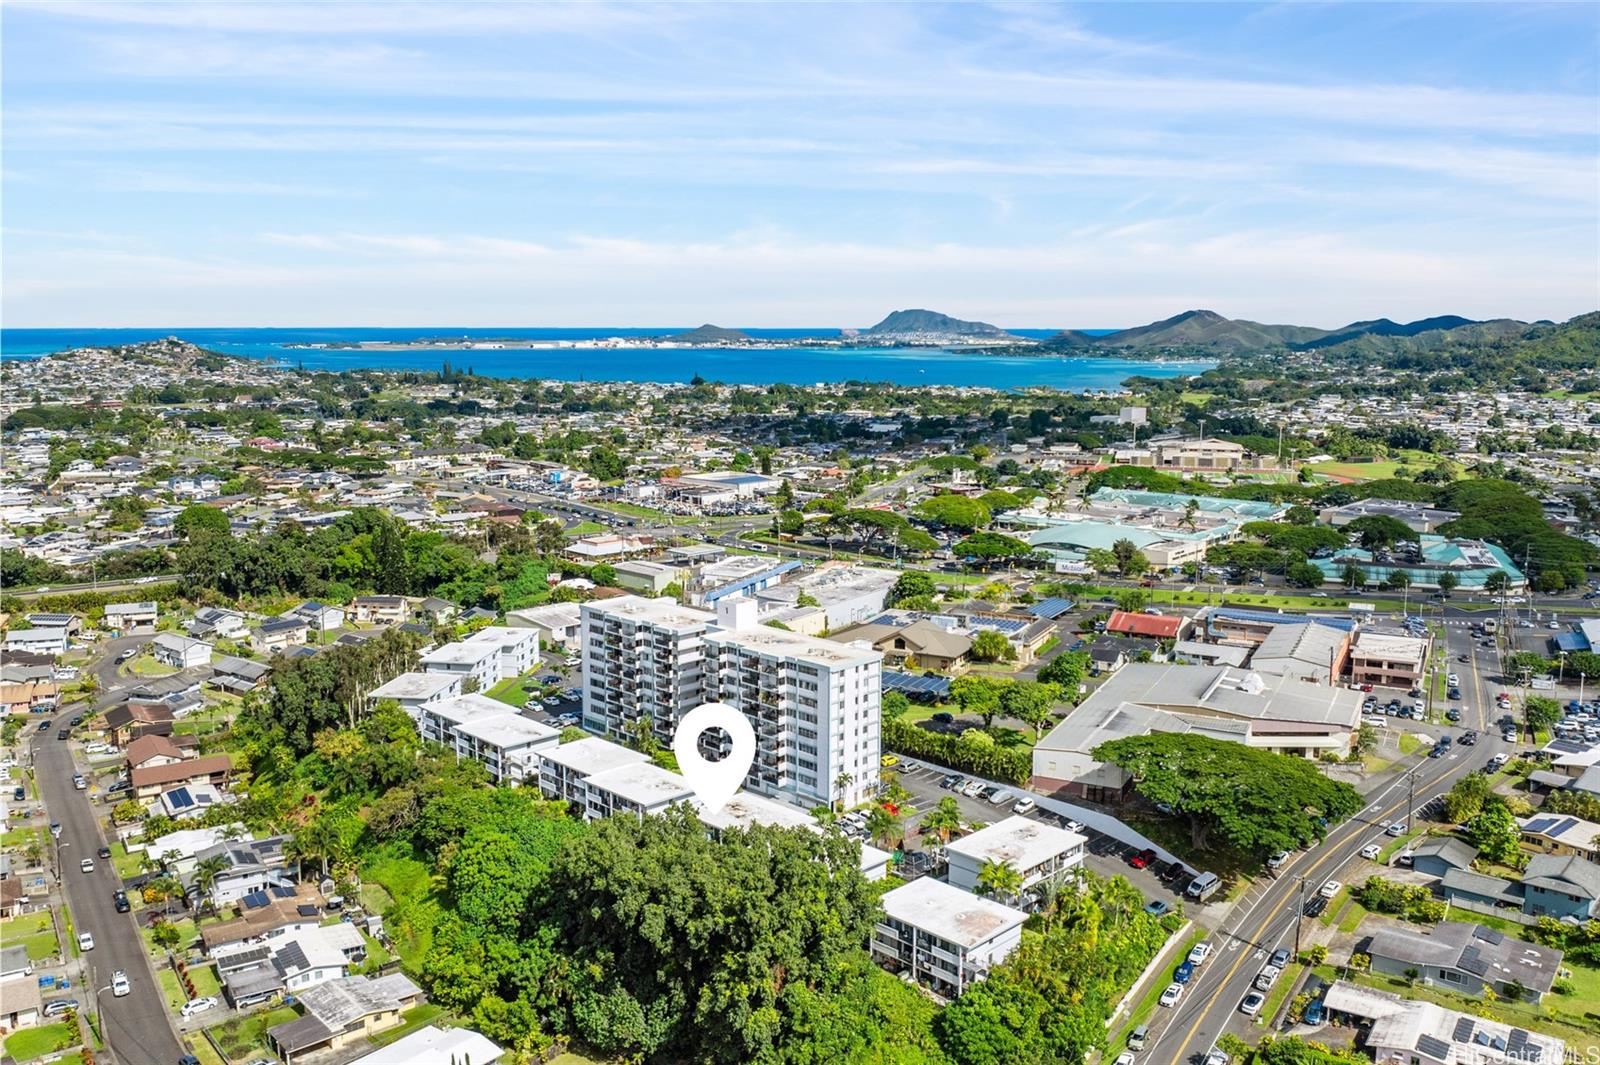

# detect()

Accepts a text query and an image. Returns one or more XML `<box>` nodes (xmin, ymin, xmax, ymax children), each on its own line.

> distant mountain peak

<box><xmin>866</xmin><ymin>308</ymin><xmax>1010</xmax><ymax>337</ymax></box>
<box><xmin>669</xmin><ymin>323</ymin><xmax>750</xmax><ymax>344</ymax></box>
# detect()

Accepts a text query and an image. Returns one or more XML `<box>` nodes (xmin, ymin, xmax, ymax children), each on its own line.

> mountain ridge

<box><xmin>866</xmin><ymin>308</ymin><xmax>1012</xmax><ymax>337</ymax></box>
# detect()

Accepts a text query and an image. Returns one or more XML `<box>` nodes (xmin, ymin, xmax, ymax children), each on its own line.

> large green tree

<box><xmin>1093</xmin><ymin>734</ymin><xmax>1361</xmax><ymax>852</ymax></box>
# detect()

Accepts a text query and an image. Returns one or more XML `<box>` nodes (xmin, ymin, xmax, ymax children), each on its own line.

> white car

<box><xmin>1240</xmin><ymin>991</ymin><xmax>1265</xmax><ymax>1016</ymax></box>
<box><xmin>1158</xmin><ymin>983</ymin><xmax>1183</xmax><ymax>1008</ymax></box>
<box><xmin>1187</xmin><ymin>941</ymin><xmax>1213</xmax><ymax>966</ymax></box>
<box><xmin>1359</xmin><ymin>844</ymin><xmax>1382</xmax><ymax>861</ymax></box>
<box><xmin>77</xmin><ymin>931</ymin><xmax>95</xmax><ymax>951</ymax></box>
<box><xmin>180</xmin><ymin>996</ymin><xmax>219</xmax><ymax>1018</ymax></box>
<box><xmin>79</xmin><ymin>858</ymin><xmax>95</xmax><ymax>874</ymax></box>
<box><xmin>1012</xmin><ymin>797</ymin><xmax>1037</xmax><ymax>816</ymax></box>
<box><xmin>1318</xmin><ymin>879</ymin><xmax>1341</xmax><ymax>899</ymax></box>
<box><xmin>1266</xmin><ymin>850</ymin><xmax>1289</xmax><ymax>869</ymax></box>
<box><xmin>111</xmin><ymin>970</ymin><xmax>130</xmax><ymax>997</ymax></box>
<box><xmin>1385</xmin><ymin>821</ymin><xmax>1407</xmax><ymax>837</ymax></box>
<box><xmin>1254</xmin><ymin>964</ymin><xmax>1282</xmax><ymax>991</ymax></box>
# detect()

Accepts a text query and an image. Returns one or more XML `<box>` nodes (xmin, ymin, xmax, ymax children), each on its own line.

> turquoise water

<box><xmin>0</xmin><ymin>328</ymin><xmax>1212</xmax><ymax>389</ymax></box>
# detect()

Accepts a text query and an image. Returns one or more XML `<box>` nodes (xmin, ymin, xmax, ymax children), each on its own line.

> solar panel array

<box><xmin>1472</xmin><ymin>925</ymin><xmax>1505</xmax><ymax>945</ymax></box>
<box><xmin>1458</xmin><ymin>944</ymin><xmax>1488</xmax><ymax>976</ymax></box>
<box><xmin>883</xmin><ymin>671</ymin><xmax>951</xmax><ymax>698</ymax></box>
<box><xmin>1549</xmin><ymin>816</ymin><xmax>1580</xmax><ymax>838</ymax></box>
<box><xmin>167</xmin><ymin>786</ymin><xmax>194</xmax><ymax>810</ymax></box>
<box><xmin>1415</xmin><ymin>1034</ymin><xmax>1451</xmax><ymax>1060</ymax></box>
<box><xmin>1452</xmin><ymin>1016</ymin><xmax>1475</xmax><ymax>1042</ymax></box>
<box><xmin>1027</xmin><ymin>598</ymin><xmax>1074</xmax><ymax>619</ymax></box>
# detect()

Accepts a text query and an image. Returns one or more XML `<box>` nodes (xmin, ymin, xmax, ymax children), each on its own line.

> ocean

<box><xmin>0</xmin><ymin>328</ymin><xmax>1214</xmax><ymax>390</ymax></box>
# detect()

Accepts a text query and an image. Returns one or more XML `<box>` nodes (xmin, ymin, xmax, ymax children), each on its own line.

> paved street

<box><xmin>1141</xmin><ymin>614</ymin><xmax>1505</xmax><ymax>1063</ymax></box>
<box><xmin>32</xmin><ymin>730</ymin><xmax>185</xmax><ymax>1065</ymax></box>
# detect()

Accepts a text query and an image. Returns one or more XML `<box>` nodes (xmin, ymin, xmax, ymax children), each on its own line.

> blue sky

<box><xmin>3</xmin><ymin>1</ymin><xmax>1596</xmax><ymax>328</ymax></box>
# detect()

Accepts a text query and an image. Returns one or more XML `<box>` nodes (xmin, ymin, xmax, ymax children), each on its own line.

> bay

<box><xmin>0</xmin><ymin>327</ymin><xmax>1213</xmax><ymax>390</ymax></box>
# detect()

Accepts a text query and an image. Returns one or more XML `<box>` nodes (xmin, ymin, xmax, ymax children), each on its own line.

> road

<box><xmin>1142</xmin><ymin>617</ymin><xmax>1502</xmax><ymax>1064</ymax></box>
<box><xmin>33</xmin><ymin>732</ymin><xmax>185</xmax><ymax>1065</ymax></box>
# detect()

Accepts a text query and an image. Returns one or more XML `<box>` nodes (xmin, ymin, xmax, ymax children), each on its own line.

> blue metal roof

<box><xmin>1027</xmin><ymin>598</ymin><xmax>1075</xmax><ymax>619</ymax></box>
<box><xmin>1555</xmin><ymin>632</ymin><xmax>1590</xmax><ymax>652</ymax></box>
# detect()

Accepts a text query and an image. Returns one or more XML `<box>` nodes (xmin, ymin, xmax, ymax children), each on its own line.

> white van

<box><xmin>1186</xmin><ymin>871</ymin><xmax>1221</xmax><ymax>901</ymax></box>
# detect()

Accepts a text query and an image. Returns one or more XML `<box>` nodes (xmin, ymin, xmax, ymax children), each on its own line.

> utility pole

<box><xmin>1405</xmin><ymin>769</ymin><xmax>1416</xmax><ymax>834</ymax></box>
<box><xmin>1295</xmin><ymin>876</ymin><xmax>1308</xmax><ymax>958</ymax></box>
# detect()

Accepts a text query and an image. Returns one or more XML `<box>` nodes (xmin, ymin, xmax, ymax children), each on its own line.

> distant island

<box><xmin>864</xmin><ymin>308</ymin><xmax>1016</xmax><ymax>341</ymax></box>
<box><xmin>668</xmin><ymin>323</ymin><xmax>752</xmax><ymax>345</ymax></box>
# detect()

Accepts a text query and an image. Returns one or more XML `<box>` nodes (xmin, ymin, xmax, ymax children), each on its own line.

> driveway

<box><xmin>31</xmin><ymin>730</ymin><xmax>185</xmax><ymax>1065</ymax></box>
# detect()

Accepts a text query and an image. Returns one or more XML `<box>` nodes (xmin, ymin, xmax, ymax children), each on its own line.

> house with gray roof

<box><xmin>1364</xmin><ymin>920</ymin><xmax>1562</xmax><ymax>1002</ymax></box>
<box><xmin>1521</xmin><ymin>853</ymin><xmax>1600</xmax><ymax>921</ymax></box>
<box><xmin>267</xmin><ymin>973</ymin><xmax>423</xmax><ymax>1060</ymax></box>
<box><xmin>1409</xmin><ymin>837</ymin><xmax>1478</xmax><ymax>879</ymax></box>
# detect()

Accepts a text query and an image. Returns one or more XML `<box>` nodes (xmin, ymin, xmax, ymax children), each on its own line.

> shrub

<box><xmin>881</xmin><ymin>718</ymin><xmax>1030</xmax><ymax>785</ymax></box>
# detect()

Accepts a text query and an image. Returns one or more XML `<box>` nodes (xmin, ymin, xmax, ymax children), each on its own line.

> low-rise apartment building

<box><xmin>871</xmin><ymin>877</ymin><xmax>1027</xmax><ymax>999</ymax></box>
<box><xmin>944</xmin><ymin>816</ymin><xmax>1087</xmax><ymax>907</ymax></box>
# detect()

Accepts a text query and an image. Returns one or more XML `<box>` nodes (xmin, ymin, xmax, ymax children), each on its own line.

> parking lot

<box><xmin>888</xmin><ymin>759</ymin><xmax>1188</xmax><ymax>910</ymax></box>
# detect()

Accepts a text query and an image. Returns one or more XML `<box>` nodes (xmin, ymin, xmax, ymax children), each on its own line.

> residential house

<box><xmin>23</xmin><ymin>612</ymin><xmax>80</xmax><ymax>636</ymax></box>
<box><xmin>1</xmin><ymin>628</ymin><xmax>68</xmax><ymax>657</ymax></box>
<box><xmin>1364</xmin><ymin>920</ymin><xmax>1562</xmax><ymax>1002</ymax></box>
<box><xmin>152</xmin><ymin>633</ymin><xmax>213</xmax><ymax>670</ymax></box>
<box><xmin>187</xmin><ymin>607</ymin><xmax>248</xmax><ymax>641</ymax></box>
<box><xmin>1521</xmin><ymin>854</ymin><xmax>1600</xmax><ymax>921</ymax></box>
<box><xmin>1322</xmin><ymin>980</ymin><xmax>1563</xmax><ymax>1065</ymax></box>
<box><xmin>349</xmin><ymin>595</ymin><xmax>410</xmax><ymax>625</ymax></box>
<box><xmin>215</xmin><ymin>924</ymin><xmax>359</xmax><ymax>1007</ymax></box>
<box><xmin>1104</xmin><ymin>610</ymin><xmax>1190</xmax><ymax>642</ymax></box>
<box><xmin>1409</xmin><ymin>837</ymin><xmax>1479</xmax><ymax>879</ymax></box>
<box><xmin>0</xmin><ymin>681</ymin><xmax>59</xmax><ymax>715</ymax></box>
<box><xmin>126</xmin><ymin>734</ymin><xmax>186</xmax><ymax>772</ymax></box>
<box><xmin>254</xmin><ymin>616</ymin><xmax>309</xmax><ymax>653</ymax></box>
<box><xmin>103</xmin><ymin>601</ymin><xmax>159</xmax><ymax>632</ymax></box>
<box><xmin>160</xmin><ymin>783</ymin><xmax>228</xmax><ymax>821</ymax></box>
<box><xmin>347</xmin><ymin>1025</ymin><xmax>503</xmax><ymax>1065</ymax></box>
<box><xmin>412</xmin><ymin>597</ymin><xmax>457</xmax><ymax>624</ymax></box>
<box><xmin>210</xmin><ymin>655</ymin><xmax>270</xmax><ymax>694</ymax></box>
<box><xmin>186</xmin><ymin>837</ymin><xmax>294</xmax><ymax>909</ymax></box>
<box><xmin>944</xmin><ymin>816</ymin><xmax>1087</xmax><ymax>908</ymax></box>
<box><xmin>266</xmin><ymin>974</ymin><xmax>425</xmax><ymax>1062</ymax></box>
<box><xmin>1087</xmin><ymin>635</ymin><xmax>1147</xmax><ymax>674</ymax></box>
<box><xmin>1519</xmin><ymin>813</ymin><xmax>1600</xmax><ymax>863</ymax></box>
<box><xmin>130</xmin><ymin>754</ymin><xmax>233</xmax><ymax>801</ymax></box>
<box><xmin>103</xmin><ymin>701</ymin><xmax>176</xmax><ymax>745</ymax></box>
<box><xmin>828</xmin><ymin>617</ymin><xmax>973</xmax><ymax>674</ymax></box>
<box><xmin>292</xmin><ymin>601</ymin><xmax>346</xmax><ymax>633</ymax></box>
<box><xmin>870</xmin><ymin>877</ymin><xmax>1027</xmax><ymax>999</ymax></box>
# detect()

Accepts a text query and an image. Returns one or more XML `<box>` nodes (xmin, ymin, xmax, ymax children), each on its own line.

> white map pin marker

<box><xmin>673</xmin><ymin>701</ymin><xmax>755</xmax><ymax>817</ymax></box>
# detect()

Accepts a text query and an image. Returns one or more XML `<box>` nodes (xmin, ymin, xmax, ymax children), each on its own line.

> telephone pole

<box><xmin>1295</xmin><ymin>876</ymin><xmax>1308</xmax><ymax>957</ymax></box>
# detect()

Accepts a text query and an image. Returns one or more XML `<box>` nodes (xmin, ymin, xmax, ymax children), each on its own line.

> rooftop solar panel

<box><xmin>1549</xmin><ymin>817</ymin><xmax>1580</xmax><ymax>838</ymax></box>
<box><xmin>1416</xmin><ymin>1034</ymin><xmax>1451</xmax><ymax>1059</ymax></box>
<box><xmin>1472</xmin><ymin>925</ymin><xmax>1505</xmax><ymax>945</ymax></box>
<box><xmin>167</xmin><ymin>786</ymin><xmax>194</xmax><ymax>810</ymax></box>
<box><xmin>1452</xmin><ymin>1017</ymin><xmax>1475</xmax><ymax>1042</ymax></box>
<box><xmin>1027</xmin><ymin>598</ymin><xmax>1074</xmax><ymax>619</ymax></box>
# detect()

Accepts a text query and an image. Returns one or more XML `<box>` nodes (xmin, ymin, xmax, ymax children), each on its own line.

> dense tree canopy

<box><xmin>1093</xmin><ymin>734</ymin><xmax>1361</xmax><ymax>852</ymax></box>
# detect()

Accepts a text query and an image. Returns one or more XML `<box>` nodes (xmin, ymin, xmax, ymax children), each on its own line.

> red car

<box><xmin>1130</xmin><ymin>848</ymin><xmax>1157</xmax><ymax>869</ymax></box>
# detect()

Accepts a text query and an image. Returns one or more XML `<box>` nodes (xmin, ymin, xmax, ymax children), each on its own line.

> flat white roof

<box><xmin>463</xmin><ymin>626</ymin><xmax>537</xmax><ymax>650</ymax></box>
<box><xmin>369</xmin><ymin>672</ymin><xmax>460</xmax><ymax>701</ymax></box>
<box><xmin>709</xmin><ymin>625</ymin><xmax>881</xmax><ymax>668</ymax></box>
<box><xmin>584</xmin><ymin>762</ymin><xmax>695</xmax><ymax>807</ymax></box>
<box><xmin>419</xmin><ymin>640</ymin><xmax>500</xmax><ymax>667</ymax></box>
<box><xmin>453</xmin><ymin>712</ymin><xmax>559</xmax><ymax>749</ymax></box>
<box><xmin>1353</xmin><ymin>629</ymin><xmax>1429</xmax><ymax>664</ymax></box>
<box><xmin>946</xmin><ymin>815</ymin><xmax>1086</xmax><ymax>870</ymax></box>
<box><xmin>880</xmin><ymin>877</ymin><xmax>1026</xmax><ymax>949</ymax></box>
<box><xmin>507</xmin><ymin>602</ymin><xmax>582</xmax><ymax>627</ymax></box>
<box><xmin>583</xmin><ymin>594</ymin><xmax>714</xmax><ymax>632</ymax></box>
<box><xmin>351</xmin><ymin>1024</ymin><xmax>502</xmax><ymax>1065</ymax></box>
<box><xmin>427</xmin><ymin>693</ymin><xmax>515</xmax><ymax>724</ymax></box>
<box><xmin>539</xmin><ymin>735</ymin><xmax>650</xmax><ymax>777</ymax></box>
<box><xmin>694</xmin><ymin>790</ymin><xmax>817</xmax><ymax>832</ymax></box>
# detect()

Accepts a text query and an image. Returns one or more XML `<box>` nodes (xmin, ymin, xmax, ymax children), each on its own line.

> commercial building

<box><xmin>944</xmin><ymin>816</ymin><xmax>1086</xmax><ymax>907</ymax></box>
<box><xmin>581</xmin><ymin>594</ymin><xmax>883</xmax><ymax>809</ymax></box>
<box><xmin>1348</xmin><ymin>629</ymin><xmax>1430</xmax><ymax>690</ymax></box>
<box><xmin>871</xmin><ymin>878</ymin><xmax>1027</xmax><ymax>999</ymax></box>
<box><xmin>1315</xmin><ymin>535</ymin><xmax>1526</xmax><ymax>591</ymax></box>
<box><xmin>751</xmin><ymin>564</ymin><xmax>899</xmax><ymax>632</ymax></box>
<box><xmin>1319</xmin><ymin>499</ymin><xmax>1462</xmax><ymax>534</ymax></box>
<box><xmin>1031</xmin><ymin>663</ymin><xmax>1362</xmax><ymax>800</ymax></box>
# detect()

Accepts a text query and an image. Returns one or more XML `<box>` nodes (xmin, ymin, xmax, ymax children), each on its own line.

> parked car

<box><xmin>939</xmin><ymin>774</ymin><xmax>961</xmax><ymax>790</ymax></box>
<box><xmin>1359</xmin><ymin>843</ymin><xmax>1382</xmax><ymax>861</ymax></box>
<box><xmin>1240</xmin><ymin>991</ymin><xmax>1265</xmax><ymax>1016</ymax></box>
<box><xmin>1318</xmin><ymin>879</ymin><xmax>1341</xmax><ymax>899</ymax></box>
<box><xmin>1129</xmin><ymin>848</ymin><xmax>1156</xmax><ymax>869</ymax></box>
<box><xmin>113</xmin><ymin>890</ymin><xmax>130</xmax><ymax>913</ymax></box>
<box><xmin>77</xmin><ymin>931</ymin><xmax>95</xmax><ymax>951</ymax></box>
<box><xmin>1303</xmin><ymin>895</ymin><xmax>1327</xmax><ymax>918</ymax></box>
<box><xmin>1266</xmin><ymin>850</ymin><xmax>1289</xmax><ymax>869</ymax></box>
<box><xmin>1269</xmin><ymin>947</ymin><xmax>1291</xmax><ymax>969</ymax></box>
<box><xmin>1012</xmin><ymin>797</ymin><xmax>1037</xmax><ymax>815</ymax></box>
<box><xmin>111</xmin><ymin>970</ymin><xmax>130</xmax><ymax>997</ymax></box>
<box><xmin>931</xmin><ymin>712</ymin><xmax>954</xmax><ymax>725</ymax></box>
<box><xmin>180</xmin><ymin>996</ymin><xmax>219</xmax><ymax>1018</ymax></box>
<box><xmin>1158</xmin><ymin>983</ymin><xmax>1183</xmax><ymax>1008</ymax></box>
<box><xmin>1187</xmin><ymin>941</ymin><xmax>1213</xmax><ymax>966</ymax></box>
<box><xmin>1144</xmin><ymin>900</ymin><xmax>1171</xmax><ymax>918</ymax></box>
<box><xmin>1386</xmin><ymin>821</ymin><xmax>1407</xmax><ymax>837</ymax></box>
<box><xmin>43</xmin><ymin>998</ymin><xmax>79</xmax><ymax>1018</ymax></box>
<box><xmin>1255</xmin><ymin>964</ymin><xmax>1282</xmax><ymax>991</ymax></box>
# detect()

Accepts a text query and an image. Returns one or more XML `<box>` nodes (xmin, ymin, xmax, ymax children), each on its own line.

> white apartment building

<box><xmin>944</xmin><ymin>816</ymin><xmax>1087</xmax><ymax>907</ymax></box>
<box><xmin>581</xmin><ymin>595</ymin><xmax>883</xmax><ymax>809</ymax></box>
<box><xmin>2</xmin><ymin>628</ymin><xmax>68</xmax><ymax>657</ymax></box>
<box><xmin>506</xmin><ymin>602</ymin><xmax>583</xmax><ymax>652</ymax></box>
<box><xmin>415</xmin><ymin>693</ymin><xmax>560</xmax><ymax>783</ymax></box>
<box><xmin>871</xmin><ymin>878</ymin><xmax>1027</xmax><ymax>999</ymax></box>
<box><xmin>461</xmin><ymin>626</ymin><xmax>540</xmax><ymax>681</ymax></box>
<box><xmin>538</xmin><ymin>736</ymin><xmax>651</xmax><ymax>805</ymax></box>
<box><xmin>367</xmin><ymin>672</ymin><xmax>464</xmax><ymax>721</ymax></box>
<box><xmin>583</xmin><ymin>762</ymin><xmax>696</xmax><ymax>820</ymax></box>
<box><xmin>419</xmin><ymin>639</ymin><xmax>503</xmax><ymax>692</ymax></box>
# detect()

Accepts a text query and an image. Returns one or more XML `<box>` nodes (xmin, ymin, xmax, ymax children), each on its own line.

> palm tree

<box><xmin>865</xmin><ymin>803</ymin><xmax>907</xmax><ymax>849</ymax></box>
<box><xmin>922</xmin><ymin>797</ymin><xmax>964</xmax><ymax>843</ymax></box>
<box><xmin>975</xmin><ymin>857</ymin><xmax>1024</xmax><ymax>903</ymax></box>
<box><xmin>833</xmin><ymin>770</ymin><xmax>853</xmax><ymax>812</ymax></box>
<box><xmin>193</xmin><ymin>854</ymin><xmax>231</xmax><ymax>916</ymax></box>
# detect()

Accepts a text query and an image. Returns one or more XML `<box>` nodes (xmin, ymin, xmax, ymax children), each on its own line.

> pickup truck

<box><xmin>1254</xmin><ymin>964</ymin><xmax>1282</xmax><ymax>991</ymax></box>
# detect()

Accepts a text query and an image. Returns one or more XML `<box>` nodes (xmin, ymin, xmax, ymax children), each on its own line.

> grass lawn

<box><xmin>4</xmin><ymin>912</ymin><xmax>58</xmax><ymax>961</ymax></box>
<box><xmin>0</xmin><ymin>826</ymin><xmax>46</xmax><ymax>850</ymax></box>
<box><xmin>1260</xmin><ymin>961</ymin><xmax>1306</xmax><ymax>1024</ymax></box>
<box><xmin>4</xmin><ymin>1023</ymin><xmax>76</xmax><ymax>1062</ymax></box>
<box><xmin>369</xmin><ymin>1003</ymin><xmax>450</xmax><ymax>1048</ymax></box>
<box><xmin>1398</xmin><ymin>733</ymin><xmax>1424</xmax><ymax>756</ymax></box>
<box><xmin>206</xmin><ymin>1004</ymin><xmax>300</xmax><ymax>1061</ymax></box>
<box><xmin>549</xmin><ymin>1055</ymin><xmax>611</xmax><ymax>1065</ymax></box>
<box><xmin>113</xmin><ymin>842</ymin><xmax>145</xmax><ymax>879</ymax></box>
<box><xmin>1319</xmin><ymin>886</ymin><xmax>1352</xmax><ymax>927</ymax></box>
<box><xmin>360</xmin><ymin>932</ymin><xmax>394</xmax><ymax>969</ymax></box>
<box><xmin>189</xmin><ymin>962</ymin><xmax>222</xmax><ymax>998</ymax></box>
<box><xmin>1111</xmin><ymin>926</ymin><xmax>1207</xmax><ymax>1051</ymax></box>
<box><xmin>567</xmin><ymin>520</ymin><xmax>608</xmax><ymax>536</ymax></box>
<box><xmin>486</xmin><ymin>675</ymin><xmax>539</xmax><ymax>709</ymax></box>
<box><xmin>186</xmin><ymin>1038</ymin><xmax>226</xmax><ymax>1065</ymax></box>
<box><xmin>358</xmin><ymin>881</ymin><xmax>394</xmax><ymax>915</ymax></box>
<box><xmin>157</xmin><ymin>968</ymin><xmax>185</xmax><ymax>1010</ymax></box>
<box><xmin>63</xmin><ymin>904</ymin><xmax>77</xmax><ymax>957</ymax></box>
<box><xmin>1337</xmin><ymin>897</ymin><xmax>1369</xmax><ymax>933</ymax></box>
<box><xmin>142</xmin><ymin>916</ymin><xmax>197</xmax><ymax>957</ymax></box>
<box><xmin>20</xmin><ymin>926</ymin><xmax>61</xmax><ymax>962</ymax></box>
<box><xmin>1379</xmin><ymin>829</ymin><xmax>1424</xmax><ymax>863</ymax></box>
<box><xmin>125</xmin><ymin>653</ymin><xmax>178</xmax><ymax>677</ymax></box>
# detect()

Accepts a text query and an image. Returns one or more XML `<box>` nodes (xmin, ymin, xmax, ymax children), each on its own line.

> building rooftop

<box><xmin>539</xmin><ymin>735</ymin><xmax>651</xmax><ymax>777</ymax></box>
<box><xmin>419</xmin><ymin>640</ymin><xmax>501</xmax><ymax>667</ymax></box>
<box><xmin>453</xmin><ymin>712</ymin><xmax>559</xmax><ymax>749</ymax></box>
<box><xmin>712</xmin><ymin>623</ymin><xmax>882</xmax><ymax>667</ymax></box>
<box><xmin>879</xmin><ymin>877</ymin><xmax>1027</xmax><ymax>949</ymax></box>
<box><xmin>369</xmin><ymin>672</ymin><xmax>461</xmax><ymax>701</ymax></box>
<box><xmin>584</xmin><ymin>762</ymin><xmax>695</xmax><ymax>807</ymax></box>
<box><xmin>1352</xmin><ymin>629</ymin><xmax>1429</xmax><ymax>665</ymax></box>
<box><xmin>694</xmin><ymin>790</ymin><xmax>818</xmax><ymax>832</ymax></box>
<box><xmin>1324</xmin><ymin>979</ymin><xmax>1563</xmax><ymax>1065</ymax></box>
<box><xmin>350</xmin><ymin>1024</ymin><xmax>502</xmax><ymax>1065</ymax></box>
<box><xmin>583</xmin><ymin>594</ymin><xmax>714</xmax><ymax>633</ymax></box>
<box><xmin>945</xmin><ymin>815</ymin><xmax>1086</xmax><ymax>871</ymax></box>
<box><xmin>1367</xmin><ymin>920</ymin><xmax>1562</xmax><ymax>993</ymax></box>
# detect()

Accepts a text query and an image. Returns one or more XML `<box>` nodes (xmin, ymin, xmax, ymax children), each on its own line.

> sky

<box><xmin>3</xmin><ymin>1</ymin><xmax>1597</xmax><ymax>329</ymax></box>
